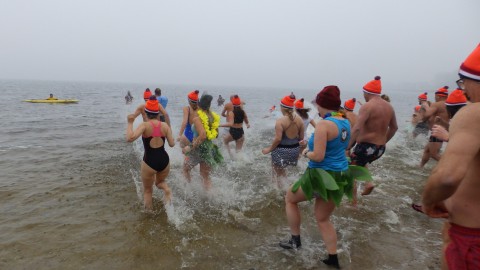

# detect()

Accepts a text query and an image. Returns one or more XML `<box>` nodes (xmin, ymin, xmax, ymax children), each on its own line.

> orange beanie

<box><xmin>344</xmin><ymin>98</ymin><xmax>356</xmax><ymax>111</ymax></box>
<box><xmin>232</xmin><ymin>95</ymin><xmax>241</xmax><ymax>106</ymax></box>
<box><xmin>445</xmin><ymin>89</ymin><xmax>467</xmax><ymax>106</ymax></box>
<box><xmin>435</xmin><ymin>86</ymin><xmax>449</xmax><ymax>96</ymax></box>
<box><xmin>188</xmin><ymin>90</ymin><xmax>200</xmax><ymax>103</ymax></box>
<box><xmin>459</xmin><ymin>43</ymin><xmax>480</xmax><ymax>81</ymax></box>
<box><xmin>144</xmin><ymin>96</ymin><xmax>160</xmax><ymax>114</ymax></box>
<box><xmin>363</xmin><ymin>76</ymin><xmax>382</xmax><ymax>95</ymax></box>
<box><xmin>143</xmin><ymin>88</ymin><xmax>152</xmax><ymax>100</ymax></box>
<box><xmin>418</xmin><ymin>92</ymin><xmax>428</xmax><ymax>101</ymax></box>
<box><xmin>294</xmin><ymin>98</ymin><xmax>304</xmax><ymax>109</ymax></box>
<box><xmin>281</xmin><ymin>94</ymin><xmax>296</xmax><ymax>109</ymax></box>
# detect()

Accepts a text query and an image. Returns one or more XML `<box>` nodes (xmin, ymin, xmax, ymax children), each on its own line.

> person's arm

<box><xmin>309</xmin><ymin>119</ymin><xmax>316</xmax><ymax>128</ymax></box>
<box><xmin>431</xmin><ymin>125</ymin><xmax>449</xmax><ymax>141</ymax></box>
<box><xmin>221</xmin><ymin>106</ymin><xmax>228</xmax><ymax>117</ymax></box>
<box><xmin>305</xmin><ymin>120</ymin><xmax>328</xmax><ymax>162</ymax></box>
<box><xmin>126</xmin><ymin>115</ymin><xmax>146</xmax><ymax>142</ymax></box>
<box><xmin>348</xmin><ymin>104</ymin><xmax>369</xmax><ymax>150</ymax></box>
<box><xmin>298</xmin><ymin>119</ymin><xmax>305</xmax><ymax>144</ymax></box>
<box><xmin>434</xmin><ymin>116</ymin><xmax>450</xmax><ymax>130</ymax></box>
<box><xmin>158</xmin><ymin>104</ymin><xmax>171</xmax><ymax>127</ymax></box>
<box><xmin>386</xmin><ymin>109</ymin><xmax>398</xmax><ymax>143</ymax></box>
<box><xmin>421</xmin><ymin>104</ymin><xmax>437</xmax><ymax>121</ymax></box>
<box><xmin>422</xmin><ymin>107</ymin><xmax>480</xmax><ymax>218</ymax></box>
<box><xmin>164</xmin><ymin>124</ymin><xmax>175</xmax><ymax>147</ymax></box>
<box><xmin>177</xmin><ymin>106</ymin><xmax>189</xmax><ymax>140</ymax></box>
<box><xmin>219</xmin><ymin>111</ymin><xmax>234</xmax><ymax>128</ymax></box>
<box><xmin>262</xmin><ymin>120</ymin><xmax>283</xmax><ymax>154</ymax></box>
<box><xmin>243</xmin><ymin>111</ymin><xmax>250</xmax><ymax>128</ymax></box>
<box><xmin>183</xmin><ymin>116</ymin><xmax>206</xmax><ymax>154</ymax></box>
<box><xmin>132</xmin><ymin>104</ymin><xmax>144</xmax><ymax>120</ymax></box>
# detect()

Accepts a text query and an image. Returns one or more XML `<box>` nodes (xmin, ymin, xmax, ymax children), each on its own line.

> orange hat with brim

<box><xmin>363</xmin><ymin>76</ymin><xmax>382</xmax><ymax>95</ymax></box>
<box><xmin>435</xmin><ymin>86</ymin><xmax>449</xmax><ymax>97</ymax></box>
<box><xmin>445</xmin><ymin>89</ymin><xmax>467</xmax><ymax>106</ymax></box>
<box><xmin>232</xmin><ymin>95</ymin><xmax>241</xmax><ymax>106</ymax></box>
<box><xmin>418</xmin><ymin>92</ymin><xmax>428</xmax><ymax>101</ymax></box>
<box><xmin>344</xmin><ymin>98</ymin><xmax>356</xmax><ymax>111</ymax></box>
<box><xmin>294</xmin><ymin>98</ymin><xmax>304</xmax><ymax>109</ymax></box>
<box><xmin>145</xmin><ymin>96</ymin><xmax>160</xmax><ymax>114</ymax></box>
<box><xmin>459</xmin><ymin>43</ymin><xmax>480</xmax><ymax>81</ymax></box>
<box><xmin>188</xmin><ymin>90</ymin><xmax>200</xmax><ymax>103</ymax></box>
<box><xmin>144</xmin><ymin>88</ymin><xmax>152</xmax><ymax>100</ymax></box>
<box><xmin>281</xmin><ymin>94</ymin><xmax>296</xmax><ymax>109</ymax></box>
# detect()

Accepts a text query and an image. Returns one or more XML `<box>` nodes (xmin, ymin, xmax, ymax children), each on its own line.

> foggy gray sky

<box><xmin>1</xmin><ymin>0</ymin><xmax>479</xmax><ymax>90</ymax></box>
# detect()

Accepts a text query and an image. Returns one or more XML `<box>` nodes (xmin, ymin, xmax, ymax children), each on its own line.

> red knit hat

<box><xmin>145</xmin><ymin>95</ymin><xmax>160</xmax><ymax>114</ymax></box>
<box><xmin>280</xmin><ymin>94</ymin><xmax>296</xmax><ymax>109</ymax></box>
<box><xmin>435</xmin><ymin>86</ymin><xmax>449</xmax><ymax>96</ymax></box>
<box><xmin>363</xmin><ymin>76</ymin><xmax>382</xmax><ymax>95</ymax></box>
<box><xmin>418</xmin><ymin>92</ymin><xmax>428</xmax><ymax>101</ymax></box>
<box><xmin>414</xmin><ymin>105</ymin><xmax>421</xmax><ymax>112</ymax></box>
<box><xmin>188</xmin><ymin>90</ymin><xmax>200</xmax><ymax>103</ymax></box>
<box><xmin>232</xmin><ymin>95</ymin><xmax>241</xmax><ymax>106</ymax></box>
<box><xmin>316</xmin><ymin>85</ymin><xmax>341</xmax><ymax>110</ymax></box>
<box><xmin>344</xmin><ymin>98</ymin><xmax>356</xmax><ymax>111</ymax></box>
<box><xmin>459</xmin><ymin>43</ymin><xmax>480</xmax><ymax>82</ymax></box>
<box><xmin>143</xmin><ymin>88</ymin><xmax>152</xmax><ymax>101</ymax></box>
<box><xmin>445</xmin><ymin>89</ymin><xmax>467</xmax><ymax>106</ymax></box>
<box><xmin>294</xmin><ymin>98</ymin><xmax>304</xmax><ymax>109</ymax></box>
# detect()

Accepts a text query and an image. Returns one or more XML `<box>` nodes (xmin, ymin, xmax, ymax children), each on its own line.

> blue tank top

<box><xmin>157</xmin><ymin>96</ymin><xmax>168</xmax><ymax>109</ymax></box>
<box><xmin>308</xmin><ymin>117</ymin><xmax>350</xmax><ymax>171</ymax></box>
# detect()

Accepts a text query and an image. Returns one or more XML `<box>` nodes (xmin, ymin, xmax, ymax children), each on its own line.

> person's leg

<box><xmin>199</xmin><ymin>162</ymin><xmax>212</xmax><ymax>190</ymax></box>
<box><xmin>183</xmin><ymin>159</ymin><xmax>193</xmax><ymax>183</ymax></box>
<box><xmin>430</xmin><ymin>142</ymin><xmax>443</xmax><ymax>161</ymax></box>
<box><xmin>235</xmin><ymin>135</ymin><xmax>245</xmax><ymax>153</ymax></box>
<box><xmin>140</xmin><ymin>162</ymin><xmax>156</xmax><ymax>210</ymax></box>
<box><xmin>155</xmin><ymin>164</ymin><xmax>172</xmax><ymax>204</ymax></box>
<box><xmin>285</xmin><ymin>186</ymin><xmax>307</xmax><ymax>235</ymax></box>
<box><xmin>272</xmin><ymin>165</ymin><xmax>286</xmax><ymax>188</ymax></box>
<box><xmin>315</xmin><ymin>198</ymin><xmax>339</xmax><ymax>268</ymax></box>
<box><xmin>420</xmin><ymin>143</ymin><xmax>431</xmax><ymax>168</ymax></box>
<box><xmin>223</xmin><ymin>133</ymin><xmax>234</xmax><ymax>158</ymax></box>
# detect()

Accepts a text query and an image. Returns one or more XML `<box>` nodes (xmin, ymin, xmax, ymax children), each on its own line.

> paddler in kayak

<box><xmin>46</xmin><ymin>94</ymin><xmax>58</xmax><ymax>100</ymax></box>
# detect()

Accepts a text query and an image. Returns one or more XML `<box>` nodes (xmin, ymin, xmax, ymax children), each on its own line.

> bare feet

<box><xmin>163</xmin><ymin>188</ymin><xmax>172</xmax><ymax>205</ymax></box>
<box><xmin>361</xmin><ymin>182</ymin><xmax>375</xmax><ymax>195</ymax></box>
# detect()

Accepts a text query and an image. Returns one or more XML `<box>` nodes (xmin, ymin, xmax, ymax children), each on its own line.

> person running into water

<box><xmin>411</xmin><ymin>105</ymin><xmax>429</xmax><ymax>138</ymax></box>
<box><xmin>126</xmin><ymin>96</ymin><xmax>175</xmax><ymax>211</ymax></box>
<box><xmin>219</xmin><ymin>95</ymin><xmax>250</xmax><ymax>159</ymax></box>
<box><xmin>422</xmin><ymin>43</ymin><xmax>480</xmax><ymax>270</ymax></box>
<box><xmin>280</xmin><ymin>85</ymin><xmax>353</xmax><ymax>269</ymax></box>
<box><xmin>132</xmin><ymin>88</ymin><xmax>171</xmax><ymax>126</ymax></box>
<box><xmin>294</xmin><ymin>98</ymin><xmax>315</xmax><ymax>157</ymax></box>
<box><xmin>217</xmin><ymin>95</ymin><xmax>225</xmax><ymax>107</ymax></box>
<box><xmin>154</xmin><ymin>88</ymin><xmax>169</xmax><ymax>122</ymax></box>
<box><xmin>182</xmin><ymin>94</ymin><xmax>223</xmax><ymax>190</ymax></box>
<box><xmin>347</xmin><ymin>76</ymin><xmax>398</xmax><ymax>195</ymax></box>
<box><xmin>262</xmin><ymin>94</ymin><xmax>304</xmax><ymax>187</ymax></box>
<box><xmin>125</xmin><ymin>91</ymin><xmax>133</xmax><ymax>104</ymax></box>
<box><xmin>418</xmin><ymin>86</ymin><xmax>449</xmax><ymax>168</ymax></box>
<box><xmin>178</xmin><ymin>90</ymin><xmax>200</xmax><ymax>147</ymax></box>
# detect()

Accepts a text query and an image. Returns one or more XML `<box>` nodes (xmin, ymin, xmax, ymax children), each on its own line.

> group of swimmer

<box><xmin>124</xmin><ymin>43</ymin><xmax>480</xmax><ymax>269</ymax></box>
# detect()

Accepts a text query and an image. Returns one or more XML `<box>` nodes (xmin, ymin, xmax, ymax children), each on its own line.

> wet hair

<box><xmin>199</xmin><ymin>94</ymin><xmax>213</xmax><ymax>111</ymax></box>
<box><xmin>446</xmin><ymin>104</ymin><xmax>466</xmax><ymax>119</ymax></box>
<box><xmin>146</xmin><ymin>112</ymin><xmax>159</xmax><ymax>119</ymax></box>
<box><xmin>282</xmin><ymin>106</ymin><xmax>294</xmax><ymax>121</ymax></box>
<box><xmin>295</xmin><ymin>108</ymin><xmax>311</xmax><ymax>120</ymax></box>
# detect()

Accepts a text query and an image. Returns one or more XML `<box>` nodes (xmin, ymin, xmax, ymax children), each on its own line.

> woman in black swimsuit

<box><xmin>127</xmin><ymin>96</ymin><xmax>175</xmax><ymax>211</ymax></box>
<box><xmin>220</xmin><ymin>95</ymin><xmax>250</xmax><ymax>159</ymax></box>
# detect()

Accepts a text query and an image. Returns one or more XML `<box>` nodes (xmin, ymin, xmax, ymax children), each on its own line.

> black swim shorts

<box><xmin>350</xmin><ymin>142</ymin><xmax>386</xmax><ymax>167</ymax></box>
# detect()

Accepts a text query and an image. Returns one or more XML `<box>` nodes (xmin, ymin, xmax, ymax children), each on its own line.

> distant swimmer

<box><xmin>347</xmin><ymin>76</ymin><xmax>398</xmax><ymax>196</ymax></box>
<box><xmin>280</xmin><ymin>86</ymin><xmax>352</xmax><ymax>269</ymax></box>
<box><xmin>125</xmin><ymin>91</ymin><xmax>133</xmax><ymax>104</ymax></box>
<box><xmin>217</xmin><ymin>95</ymin><xmax>225</xmax><ymax>107</ymax></box>
<box><xmin>418</xmin><ymin>86</ymin><xmax>449</xmax><ymax>168</ymax></box>
<box><xmin>219</xmin><ymin>95</ymin><xmax>250</xmax><ymax>159</ymax></box>
<box><xmin>178</xmin><ymin>90</ymin><xmax>200</xmax><ymax>148</ymax></box>
<box><xmin>46</xmin><ymin>93</ymin><xmax>58</xmax><ymax>100</ymax></box>
<box><xmin>182</xmin><ymin>94</ymin><xmax>223</xmax><ymax>190</ymax></box>
<box><xmin>262</xmin><ymin>94</ymin><xmax>304</xmax><ymax>187</ymax></box>
<box><xmin>126</xmin><ymin>96</ymin><xmax>175</xmax><ymax>211</ymax></box>
<box><xmin>154</xmin><ymin>88</ymin><xmax>169</xmax><ymax>122</ymax></box>
<box><xmin>269</xmin><ymin>105</ymin><xmax>276</xmax><ymax>113</ymax></box>
<box><xmin>422</xmin><ymin>44</ymin><xmax>480</xmax><ymax>270</ymax></box>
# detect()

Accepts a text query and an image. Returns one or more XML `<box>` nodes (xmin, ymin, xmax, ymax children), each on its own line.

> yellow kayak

<box><xmin>23</xmin><ymin>99</ymin><xmax>79</xmax><ymax>104</ymax></box>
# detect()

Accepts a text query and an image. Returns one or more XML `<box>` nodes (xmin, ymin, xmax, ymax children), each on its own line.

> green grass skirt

<box><xmin>291</xmin><ymin>165</ymin><xmax>372</xmax><ymax>206</ymax></box>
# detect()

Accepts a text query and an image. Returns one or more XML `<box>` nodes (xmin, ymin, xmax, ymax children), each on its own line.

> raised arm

<box><xmin>126</xmin><ymin>114</ymin><xmax>146</xmax><ymax>142</ymax></box>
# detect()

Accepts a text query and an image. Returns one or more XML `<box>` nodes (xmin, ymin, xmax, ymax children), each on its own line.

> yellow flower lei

<box><xmin>197</xmin><ymin>110</ymin><xmax>220</xmax><ymax>140</ymax></box>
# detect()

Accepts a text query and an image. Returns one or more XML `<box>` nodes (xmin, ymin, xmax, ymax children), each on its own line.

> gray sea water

<box><xmin>0</xmin><ymin>79</ymin><xmax>444</xmax><ymax>269</ymax></box>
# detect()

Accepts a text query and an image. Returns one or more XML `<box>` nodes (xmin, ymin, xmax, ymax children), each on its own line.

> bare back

<box><xmin>278</xmin><ymin>115</ymin><xmax>304</xmax><ymax>139</ymax></box>
<box><xmin>443</xmin><ymin>104</ymin><xmax>480</xmax><ymax>227</ymax></box>
<box><xmin>426</xmin><ymin>101</ymin><xmax>449</xmax><ymax>129</ymax></box>
<box><xmin>356</xmin><ymin>96</ymin><xmax>396</xmax><ymax>145</ymax></box>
